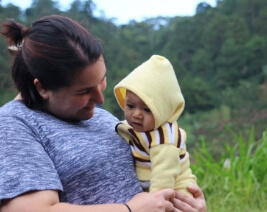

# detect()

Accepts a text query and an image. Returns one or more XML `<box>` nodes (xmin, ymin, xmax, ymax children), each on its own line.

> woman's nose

<box><xmin>93</xmin><ymin>86</ymin><xmax>105</xmax><ymax>105</ymax></box>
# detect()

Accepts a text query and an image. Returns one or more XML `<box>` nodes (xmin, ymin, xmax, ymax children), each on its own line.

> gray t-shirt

<box><xmin>0</xmin><ymin>100</ymin><xmax>142</xmax><ymax>205</ymax></box>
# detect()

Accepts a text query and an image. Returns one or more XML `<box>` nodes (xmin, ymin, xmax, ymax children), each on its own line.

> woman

<box><xmin>0</xmin><ymin>15</ymin><xmax>206</xmax><ymax>212</ymax></box>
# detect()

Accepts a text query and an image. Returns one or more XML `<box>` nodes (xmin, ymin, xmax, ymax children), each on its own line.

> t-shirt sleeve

<box><xmin>0</xmin><ymin>116</ymin><xmax>63</xmax><ymax>202</ymax></box>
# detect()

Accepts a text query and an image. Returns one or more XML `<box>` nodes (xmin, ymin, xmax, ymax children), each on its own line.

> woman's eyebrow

<box><xmin>75</xmin><ymin>71</ymin><xmax>107</xmax><ymax>93</ymax></box>
<box><xmin>75</xmin><ymin>87</ymin><xmax>91</xmax><ymax>93</ymax></box>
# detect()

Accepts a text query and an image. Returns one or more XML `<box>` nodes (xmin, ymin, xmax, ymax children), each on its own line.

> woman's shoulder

<box><xmin>0</xmin><ymin>100</ymin><xmax>51</xmax><ymax>126</ymax></box>
<box><xmin>0</xmin><ymin>100</ymin><xmax>29</xmax><ymax>116</ymax></box>
<box><xmin>93</xmin><ymin>106</ymin><xmax>119</xmax><ymax>122</ymax></box>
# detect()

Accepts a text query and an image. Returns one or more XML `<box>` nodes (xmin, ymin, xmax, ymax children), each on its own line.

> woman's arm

<box><xmin>1</xmin><ymin>189</ymin><xmax>178</xmax><ymax>212</ymax></box>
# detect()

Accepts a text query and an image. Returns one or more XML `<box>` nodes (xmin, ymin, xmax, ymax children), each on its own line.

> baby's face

<box><xmin>124</xmin><ymin>90</ymin><xmax>155</xmax><ymax>132</ymax></box>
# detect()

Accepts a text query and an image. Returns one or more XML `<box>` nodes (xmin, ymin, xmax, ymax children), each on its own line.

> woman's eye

<box><xmin>76</xmin><ymin>90</ymin><xmax>90</xmax><ymax>96</ymax></box>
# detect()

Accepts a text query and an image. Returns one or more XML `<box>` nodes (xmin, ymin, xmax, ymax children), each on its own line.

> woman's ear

<box><xmin>34</xmin><ymin>78</ymin><xmax>48</xmax><ymax>99</ymax></box>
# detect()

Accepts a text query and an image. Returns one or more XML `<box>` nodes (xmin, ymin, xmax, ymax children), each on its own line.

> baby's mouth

<box><xmin>132</xmin><ymin>122</ymin><xmax>142</xmax><ymax>127</ymax></box>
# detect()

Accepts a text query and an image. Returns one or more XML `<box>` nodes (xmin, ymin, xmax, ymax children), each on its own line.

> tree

<box><xmin>196</xmin><ymin>2</ymin><xmax>212</xmax><ymax>14</ymax></box>
<box><xmin>67</xmin><ymin>0</ymin><xmax>96</xmax><ymax>22</ymax></box>
<box><xmin>245</xmin><ymin>35</ymin><xmax>267</xmax><ymax>78</ymax></box>
<box><xmin>161</xmin><ymin>17</ymin><xmax>196</xmax><ymax>73</ymax></box>
<box><xmin>191</xmin><ymin>48</ymin><xmax>213</xmax><ymax>81</ymax></box>
<box><xmin>25</xmin><ymin>0</ymin><xmax>60</xmax><ymax>23</ymax></box>
<box><xmin>0</xmin><ymin>3</ymin><xmax>21</xmax><ymax>21</ymax></box>
<box><xmin>180</xmin><ymin>77</ymin><xmax>215</xmax><ymax>114</ymax></box>
<box><xmin>215</xmin><ymin>38</ymin><xmax>247</xmax><ymax>88</ymax></box>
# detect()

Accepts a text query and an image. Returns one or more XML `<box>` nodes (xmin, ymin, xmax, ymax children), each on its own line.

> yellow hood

<box><xmin>114</xmin><ymin>55</ymin><xmax>184</xmax><ymax>129</ymax></box>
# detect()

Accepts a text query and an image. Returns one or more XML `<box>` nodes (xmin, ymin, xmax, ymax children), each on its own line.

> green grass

<box><xmin>191</xmin><ymin>128</ymin><xmax>267</xmax><ymax>212</ymax></box>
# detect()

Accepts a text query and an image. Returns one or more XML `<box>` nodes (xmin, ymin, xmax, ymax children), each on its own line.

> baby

<box><xmin>114</xmin><ymin>55</ymin><xmax>197</xmax><ymax>194</ymax></box>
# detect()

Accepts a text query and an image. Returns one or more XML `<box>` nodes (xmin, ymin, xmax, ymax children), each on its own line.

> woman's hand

<box><xmin>127</xmin><ymin>188</ymin><xmax>179</xmax><ymax>212</ymax></box>
<box><xmin>171</xmin><ymin>185</ymin><xmax>207</xmax><ymax>212</ymax></box>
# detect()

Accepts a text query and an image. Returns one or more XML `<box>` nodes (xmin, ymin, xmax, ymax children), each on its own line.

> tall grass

<box><xmin>192</xmin><ymin>128</ymin><xmax>267</xmax><ymax>212</ymax></box>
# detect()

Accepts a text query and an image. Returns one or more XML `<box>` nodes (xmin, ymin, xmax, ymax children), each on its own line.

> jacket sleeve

<box><xmin>149</xmin><ymin>144</ymin><xmax>181</xmax><ymax>192</ymax></box>
<box><xmin>174</xmin><ymin>128</ymin><xmax>197</xmax><ymax>195</ymax></box>
<box><xmin>149</xmin><ymin>124</ymin><xmax>197</xmax><ymax>195</ymax></box>
<box><xmin>174</xmin><ymin>152</ymin><xmax>197</xmax><ymax>195</ymax></box>
<box><xmin>115</xmin><ymin>121</ymin><xmax>132</xmax><ymax>144</ymax></box>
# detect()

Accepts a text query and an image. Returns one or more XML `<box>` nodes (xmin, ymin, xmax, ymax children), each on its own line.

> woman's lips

<box><xmin>83</xmin><ymin>104</ymin><xmax>94</xmax><ymax>111</ymax></box>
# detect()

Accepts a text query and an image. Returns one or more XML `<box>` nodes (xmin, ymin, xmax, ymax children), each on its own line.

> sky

<box><xmin>1</xmin><ymin>0</ymin><xmax>216</xmax><ymax>25</ymax></box>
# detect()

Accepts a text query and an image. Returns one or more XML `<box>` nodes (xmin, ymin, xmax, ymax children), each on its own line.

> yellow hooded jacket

<box><xmin>114</xmin><ymin>55</ymin><xmax>196</xmax><ymax>193</ymax></box>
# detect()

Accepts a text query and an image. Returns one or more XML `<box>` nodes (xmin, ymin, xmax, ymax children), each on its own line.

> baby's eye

<box><xmin>126</xmin><ymin>104</ymin><xmax>134</xmax><ymax>109</ymax></box>
<box><xmin>144</xmin><ymin>108</ymin><xmax>151</xmax><ymax>113</ymax></box>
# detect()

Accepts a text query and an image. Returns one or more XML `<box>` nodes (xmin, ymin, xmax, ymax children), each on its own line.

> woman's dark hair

<box><xmin>0</xmin><ymin>15</ymin><xmax>103</xmax><ymax>109</ymax></box>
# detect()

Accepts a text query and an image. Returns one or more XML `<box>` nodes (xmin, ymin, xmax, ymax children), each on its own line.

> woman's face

<box><xmin>45</xmin><ymin>56</ymin><xmax>107</xmax><ymax>121</ymax></box>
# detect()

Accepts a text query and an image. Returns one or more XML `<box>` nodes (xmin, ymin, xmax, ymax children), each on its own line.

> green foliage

<box><xmin>179</xmin><ymin>105</ymin><xmax>232</xmax><ymax>153</ymax></box>
<box><xmin>25</xmin><ymin>0</ymin><xmax>61</xmax><ymax>23</ymax></box>
<box><xmin>222</xmin><ymin>80</ymin><xmax>260</xmax><ymax>109</ymax></box>
<box><xmin>0</xmin><ymin>89</ymin><xmax>17</xmax><ymax>105</ymax></box>
<box><xmin>245</xmin><ymin>35</ymin><xmax>267</xmax><ymax>77</ymax></box>
<box><xmin>191</xmin><ymin>48</ymin><xmax>213</xmax><ymax>80</ymax></box>
<box><xmin>192</xmin><ymin>128</ymin><xmax>267</xmax><ymax>211</ymax></box>
<box><xmin>215</xmin><ymin>38</ymin><xmax>247</xmax><ymax>88</ymax></box>
<box><xmin>180</xmin><ymin>77</ymin><xmax>216</xmax><ymax>113</ymax></box>
<box><xmin>196</xmin><ymin>2</ymin><xmax>212</xmax><ymax>14</ymax></box>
